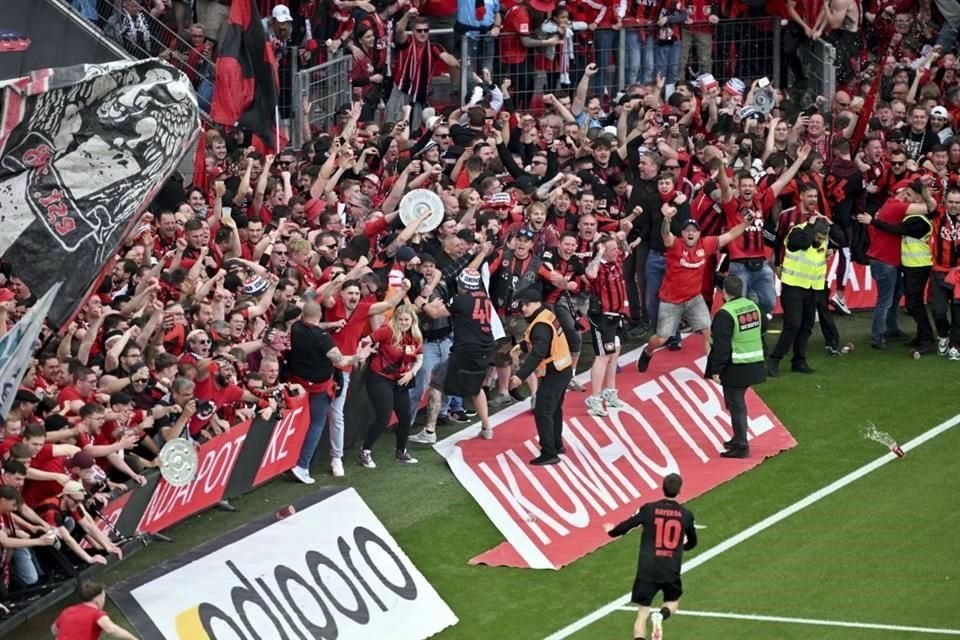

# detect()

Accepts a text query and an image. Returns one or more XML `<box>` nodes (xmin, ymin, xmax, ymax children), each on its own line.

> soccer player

<box><xmin>605</xmin><ymin>473</ymin><xmax>698</xmax><ymax>640</ymax></box>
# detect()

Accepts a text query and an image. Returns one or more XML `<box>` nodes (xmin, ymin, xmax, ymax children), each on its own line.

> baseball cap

<box><xmin>512</xmin><ymin>175</ymin><xmax>539</xmax><ymax>195</ymax></box>
<box><xmin>931</xmin><ymin>105</ymin><xmax>949</xmax><ymax>119</ymax></box>
<box><xmin>272</xmin><ymin>4</ymin><xmax>293</xmax><ymax>22</ymax></box>
<box><xmin>516</xmin><ymin>227</ymin><xmax>536</xmax><ymax>241</ymax></box>
<box><xmin>514</xmin><ymin>289</ymin><xmax>543</xmax><ymax>305</ymax></box>
<box><xmin>362</xmin><ymin>173</ymin><xmax>381</xmax><ymax>187</ymax></box>
<box><xmin>395</xmin><ymin>246</ymin><xmax>417</xmax><ymax>263</ymax></box>
<box><xmin>14</xmin><ymin>389</ymin><xmax>39</xmax><ymax>404</ymax></box>
<box><xmin>530</xmin><ymin>0</ymin><xmax>556</xmax><ymax>12</ymax></box>
<box><xmin>60</xmin><ymin>480</ymin><xmax>86</xmax><ymax>499</ymax></box>
<box><xmin>457</xmin><ymin>268</ymin><xmax>483</xmax><ymax>291</ymax></box>
<box><xmin>681</xmin><ymin>219</ymin><xmax>701</xmax><ymax>231</ymax></box>
<box><xmin>0</xmin><ymin>288</ymin><xmax>14</xmax><ymax>303</ymax></box>
<box><xmin>66</xmin><ymin>451</ymin><xmax>96</xmax><ymax>470</ymax></box>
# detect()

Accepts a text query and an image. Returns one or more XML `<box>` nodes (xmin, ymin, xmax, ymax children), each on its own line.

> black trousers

<box><xmin>931</xmin><ymin>271</ymin><xmax>960</xmax><ymax>345</ymax></box>
<box><xmin>723</xmin><ymin>385</ymin><xmax>749</xmax><ymax>449</ymax></box>
<box><xmin>552</xmin><ymin>298</ymin><xmax>583</xmax><ymax>354</ymax></box>
<box><xmin>771</xmin><ymin>284</ymin><xmax>816</xmax><ymax>365</ymax></box>
<box><xmin>816</xmin><ymin>289</ymin><xmax>839</xmax><ymax>349</ymax></box>
<box><xmin>624</xmin><ymin>243</ymin><xmax>649</xmax><ymax>324</ymax></box>
<box><xmin>363</xmin><ymin>372</ymin><xmax>413</xmax><ymax>453</ymax></box>
<box><xmin>902</xmin><ymin>266</ymin><xmax>934</xmax><ymax>346</ymax></box>
<box><xmin>533</xmin><ymin>367</ymin><xmax>573</xmax><ymax>457</ymax></box>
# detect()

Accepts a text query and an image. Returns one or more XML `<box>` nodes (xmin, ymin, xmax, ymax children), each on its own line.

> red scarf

<box><xmin>394</xmin><ymin>40</ymin><xmax>435</xmax><ymax>103</ymax></box>
<box><xmin>659</xmin><ymin>189</ymin><xmax>679</xmax><ymax>203</ymax></box>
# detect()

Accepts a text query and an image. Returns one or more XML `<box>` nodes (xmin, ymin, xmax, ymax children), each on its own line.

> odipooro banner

<box><xmin>436</xmin><ymin>337</ymin><xmax>797</xmax><ymax>570</ymax></box>
<box><xmin>110</xmin><ymin>488</ymin><xmax>459</xmax><ymax>640</ymax></box>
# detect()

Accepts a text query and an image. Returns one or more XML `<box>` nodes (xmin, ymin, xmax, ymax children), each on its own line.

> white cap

<box><xmin>272</xmin><ymin>4</ymin><xmax>293</xmax><ymax>22</ymax></box>
<box><xmin>931</xmin><ymin>105</ymin><xmax>949</xmax><ymax>119</ymax></box>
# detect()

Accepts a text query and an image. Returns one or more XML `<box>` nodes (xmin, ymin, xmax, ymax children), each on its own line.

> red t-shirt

<box><xmin>659</xmin><ymin>236</ymin><xmax>720</xmax><ymax>304</ymax></box>
<box><xmin>368</xmin><ymin>325</ymin><xmax>423</xmax><ymax>380</ymax></box>
<box><xmin>190</xmin><ymin>369</ymin><xmax>245</xmax><ymax>436</ymax></box>
<box><xmin>867</xmin><ymin>200</ymin><xmax>910</xmax><ymax>266</ymax></box>
<box><xmin>500</xmin><ymin>5</ymin><xmax>531</xmax><ymax>65</ymax></box>
<box><xmin>723</xmin><ymin>188</ymin><xmax>777</xmax><ymax>260</ymax></box>
<box><xmin>54</xmin><ymin>603</ymin><xmax>108</xmax><ymax>640</ymax></box>
<box><xmin>22</xmin><ymin>444</ymin><xmax>67</xmax><ymax>508</ymax></box>
<box><xmin>56</xmin><ymin>386</ymin><xmax>93</xmax><ymax>414</ymax></box>
<box><xmin>326</xmin><ymin>298</ymin><xmax>374</xmax><ymax>364</ymax></box>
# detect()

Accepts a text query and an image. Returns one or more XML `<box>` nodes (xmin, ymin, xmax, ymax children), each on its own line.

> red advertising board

<box><xmin>117</xmin><ymin>394</ymin><xmax>310</xmax><ymax>535</ymax></box>
<box><xmin>436</xmin><ymin>337</ymin><xmax>796</xmax><ymax>570</ymax></box>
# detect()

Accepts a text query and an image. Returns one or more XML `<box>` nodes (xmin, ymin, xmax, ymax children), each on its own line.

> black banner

<box><xmin>0</xmin><ymin>59</ymin><xmax>199</xmax><ymax>326</ymax></box>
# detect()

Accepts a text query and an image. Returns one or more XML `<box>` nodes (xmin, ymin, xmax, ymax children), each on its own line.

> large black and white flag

<box><xmin>0</xmin><ymin>59</ymin><xmax>199</xmax><ymax>327</ymax></box>
<box><xmin>0</xmin><ymin>283</ymin><xmax>58</xmax><ymax>418</ymax></box>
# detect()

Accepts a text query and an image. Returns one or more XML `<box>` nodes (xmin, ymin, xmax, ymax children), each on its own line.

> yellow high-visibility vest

<box><xmin>901</xmin><ymin>214</ymin><xmax>933</xmax><ymax>268</ymax></box>
<box><xmin>780</xmin><ymin>222</ymin><xmax>827</xmax><ymax>290</ymax></box>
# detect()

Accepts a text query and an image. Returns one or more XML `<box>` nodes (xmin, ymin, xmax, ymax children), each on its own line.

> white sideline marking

<box><xmin>544</xmin><ymin>413</ymin><xmax>960</xmax><ymax>640</ymax></box>
<box><xmin>610</xmin><ymin>608</ymin><xmax>960</xmax><ymax>636</ymax></box>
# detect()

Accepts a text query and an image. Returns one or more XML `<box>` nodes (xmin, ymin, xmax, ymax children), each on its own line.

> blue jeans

<box><xmin>655</xmin><ymin>41</ymin><xmax>681</xmax><ymax>85</ymax></box>
<box><xmin>728</xmin><ymin>261</ymin><xmax>777</xmax><ymax>316</ymax></box>
<box><xmin>409</xmin><ymin>337</ymin><xmax>462</xmax><ymax>422</ymax></box>
<box><xmin>326</xmin><ymin>371</ymin><xmax>349</xmax><ymax>459</ymax></box>
<box><xmin>297</xmin><ymin>392</ymin><xmax>332</xmax><ymax>469</ymax></box>
<box><xmin>869</xmin><ymin>260</ymin><xmax>903</xmax><ymax>344</ymax></box>
<box><xmin>625</xmin><ymin>31</ymin><xmax>657</xmax><ymax>84</ymax></box>
<box><xmin>12</xmin><ymin>548</ymin><xmax>41</xmax><ymax>587</ymax></box>
<box><xmin>466</xmin><ymin>36</ymin><xmax>495</xmax><ymax>86</ymax></box>
<box><xmin>592</xmin><ymin>29</ymin><xmax>617</xmax><ymax>95</ymax></box>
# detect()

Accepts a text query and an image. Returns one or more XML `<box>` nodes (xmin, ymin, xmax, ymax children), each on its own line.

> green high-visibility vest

<box><xmin>780</xmin><ymin>221</ymin><xmax>827</xmax><ymax>290</ymax></box>
<box><xmin>721</xmin><ymin>297</ymin><xmax>765</xmax><ymax>364</ymax></box>
<box><xmin>900</xmin><ymin>214</ymin><xmax>933</xmax><ymax>268</ymax></box>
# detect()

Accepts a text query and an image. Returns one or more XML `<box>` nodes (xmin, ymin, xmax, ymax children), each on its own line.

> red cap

<box><xmin>0</xmin><ymin>288</ymin><xmax>15</xmax><ymax>303</ymax></box>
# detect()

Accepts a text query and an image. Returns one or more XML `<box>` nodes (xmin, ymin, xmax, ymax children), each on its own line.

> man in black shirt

<box><xmin>420</xmin><ymin>269</ymin><xmax>496</xmax><ymax>441</ymax></box>
<box><xmin>606</xmin><ymin>473</ymin><xmax>698</xmax><ymax>640</ymax></box>
<box><xmin>287</xmin><ymin>301</ymin><xmax>373</xmax><ymax>484</ymax></box>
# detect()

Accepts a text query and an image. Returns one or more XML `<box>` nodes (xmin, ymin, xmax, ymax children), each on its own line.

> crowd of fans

<box><xmin>2</xmin><ymin>0</ymin><xmax>959</xmax><ymax>623</ymax></box>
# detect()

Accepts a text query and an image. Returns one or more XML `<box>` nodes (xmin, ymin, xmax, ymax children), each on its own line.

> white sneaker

<box><xmin>330</xmin><ymin>457</ymin><xmax>344</xmax><ymax>477</ymax></box>
<box><xmin>650</xmin><ymin>611</ymin><xmax>664</xmax><ymax>640</ymax></box>
<box><xmin>585</xmin><ymin>395</ymin><xmax>608</xmax><ymax>417</ymax></box>
<box><xmin>395</xmin><ymin>450</ymin><xmax>418</xmax><ymax>464</ymax></box>
<box><xmin>358</xmin><ymin>449</ymin><xmax>376</xmax><ymax>468</ymax></box>
<box><xmin>291</xmin><ymin>466</ymin><xmax>315</xmax><ymax>484</ymax></box>
<box><xmin>409</xmin><ymin>429</ymin><xmax>437</xmax><ymax>445</ymax></box>
<box><xmin>950</xmin><ymin>347</ymin><xmax>960</xmax><ymax>361</ymax></box>
<box><xmin>829</xmin><ymin>294</ymin><xmax>851</xmax><ymax>315</ymax></box>
<box><xmin>479</xmin><ymin>427</ymin><xmax>494</xmax><ymax>440</ymax></box>
<box><xmin>601</xmin><ymin>388</ymin><xmax>625</xmax><ymax>408</ymax></box>
<box><xmin>939</xmin><ymin>337</ymin><xmax>950</xmax><ymax>356</ymax></box>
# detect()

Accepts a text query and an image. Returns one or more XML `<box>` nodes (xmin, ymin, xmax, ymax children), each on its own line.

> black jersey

<box><xmin>609</xmin><ymin>498</ymin><xmax>697</xmax><ymax>581</ymax></box>
<box><xmin>447</xmin><ymin>291</ymin><xmax>495</xmax><ymax>356</ymax></box>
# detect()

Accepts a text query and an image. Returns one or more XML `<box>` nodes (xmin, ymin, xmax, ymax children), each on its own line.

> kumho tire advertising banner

<box><xmin>110</xmin><ymin>488</ymin><xmax>459</xmax><ymax>640</ymax></box>
<box><xmin>436</xmin><ymin>337</ymin><xmax>797</xmax><ymax>570</ymax></box>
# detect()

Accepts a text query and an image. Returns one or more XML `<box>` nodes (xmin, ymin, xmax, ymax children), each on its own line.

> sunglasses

<box><xmin>195</xmin><ymin>339</ymin><xmax>211</xmax><ymax>345</ymax></box>
<box><xmin>414</xmin><ymin>28</ymin><xmax>429</xmax><ymax>33</ymax></box>
<box><xmin>890</xmin><ymin>161</ymin><xmax>906</xmax><ymax>166</ymax></box>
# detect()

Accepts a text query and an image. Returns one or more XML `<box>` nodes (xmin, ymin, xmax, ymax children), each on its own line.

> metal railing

<box><xmin>289</xmin><ymin>18</ymin><xmax>789</xmax><ymax>144</ymax></box>
<box><xmin>293</xmin><ymin>55</ymin><xmax>353</xmax><ymax>148</ymax></box>
<box><xmin>70</xmin><ymin>1</ymin><xmax>216</xmax><ymax>108</ymax></box>
<box><xmin>801</xmin><ymin>37</ymin><xmax>837</xmax><ymax>103</ymax></box>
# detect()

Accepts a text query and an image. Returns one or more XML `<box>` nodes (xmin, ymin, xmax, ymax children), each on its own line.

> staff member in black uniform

<box><xmin>706</xmin><ymin>276</ymin><xmax>767</xmax><ymax>459</ymax></box>
<box><xmin>605</xmin><ymin>473</ymin><xmax>698</xmax><ymax>640</ymax></box>
<box><xmin>509</xmin><ymin>289</ymin><xmax>573</xmax><ymax>466</ymax></box>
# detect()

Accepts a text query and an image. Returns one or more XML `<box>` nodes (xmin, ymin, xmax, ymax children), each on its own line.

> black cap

<box><xmin>516</xmin><ymin>227</ymin><xmax>536</xmax><ymax>241</ymax></box>
<box><xmin>512</xmin><ymin>175</ymin><xmax>539</xmax><ymax>195</ymax></box>
<box><xmin>456</xmin><ymin>228</ymin><xmax>477</xmax><ymax>243</ymax></box>
<box><xmin>44</xmin><ymin>414</ymin><xmax>71</xmax><ymax>432</ymax></box>
<box><xmin>14</xmin><ymin>389</ymin><xmax>39</xmax><ymax>404</ymax></box>
<box><xmin>110</xmin><ymin>391</ymin><xmax>133</xmax><ymax>406</ymax></box>
<box><xmin>681</xmin><ymin>219</ymin><xmax>701</xmax><ymax>231</ymax></box>
<box><xmin>514</xmin><ymin>289</ymin><xmax>543</xmax><ymax>304</ymax></box>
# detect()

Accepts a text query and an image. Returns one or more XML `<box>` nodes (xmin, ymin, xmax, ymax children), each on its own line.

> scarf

<box><xmin>122</xmin><ymin>10</ymin><xmax>150</xmax><ymax>46</ymax></box>
<box><xmin>659</xmin><ymin>189</ymin><xmax>679</xmax><ymax>203</ymax></box>
<box><xmin>395</xmin><ymin>39</ymin><xmax>434</xmax><ymax>103</ymax></box>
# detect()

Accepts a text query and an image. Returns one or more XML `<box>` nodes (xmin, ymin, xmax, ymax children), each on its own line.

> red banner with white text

<box><xmin>436</xmin><ymin>337</ymin><xmax>796</xmax><ymax>570</ymax></box>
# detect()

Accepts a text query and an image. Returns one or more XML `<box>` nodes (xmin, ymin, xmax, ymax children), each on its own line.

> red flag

<box><xmin>850</xmin><ymin>69</ymin><xmax>883</xmax><ymax>153</ymax></box>
<box><xmin>211</xmin><ymin>0</ymin><xmax>279</xmax><ymax>145</ymax></box>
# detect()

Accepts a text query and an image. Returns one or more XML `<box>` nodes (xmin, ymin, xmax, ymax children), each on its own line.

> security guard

<box><xmin>706</xmin><ymin>276</ymin><xmax>767</xmax><ymax>459</ymax></box>
<box><xmin>509</xmin><ymin>288</ymin><xmax>573</xmax><ymax>466</ymax></box>
<box><xmin>900</xmin><ymin>212</ymin><xmax>935</xmax><ymax>353</ymax></box>
<box><xmin>768</xmin><ymin>217</ymin><xmax>830</xmax><ymax>377</ymax></box>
